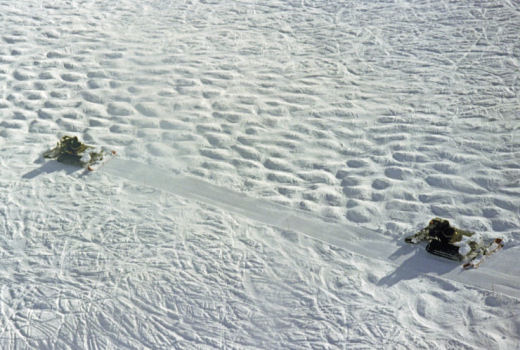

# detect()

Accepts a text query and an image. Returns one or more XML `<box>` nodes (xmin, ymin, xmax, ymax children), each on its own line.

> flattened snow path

<box><xmin>105</xmin><ymin>159</ymin><xmax>520</xmax><ymax>299</ymax></box>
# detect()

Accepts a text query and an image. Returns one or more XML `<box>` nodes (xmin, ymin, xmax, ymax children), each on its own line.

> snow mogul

<box><xmin>405</xmin><ymin>218</ymin><xmax>503</xmax><ymax>268</ymax></box>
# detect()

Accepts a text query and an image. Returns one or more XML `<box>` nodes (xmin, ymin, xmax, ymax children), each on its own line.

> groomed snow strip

<box><xmin>104</xmin><ymin>158</ymin><xmax>520</xmax><ymax>300</ymax></box>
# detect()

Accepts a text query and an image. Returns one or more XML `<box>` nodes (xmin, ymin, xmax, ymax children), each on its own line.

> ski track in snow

<box><xmin>1</xmin><ymin>0</ymin><xmax>520</xmax><ymax>349</ymax></box>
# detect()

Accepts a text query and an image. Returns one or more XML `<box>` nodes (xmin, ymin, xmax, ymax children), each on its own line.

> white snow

<box><xmin>1</xmin><ymin>0</ymin><xmax>520</xmax><ymax>349</ymax></box>
<box><xmin>455</xmin><ymin>232</ymin><xmax>484</xmax><ymax>257</ymax></box>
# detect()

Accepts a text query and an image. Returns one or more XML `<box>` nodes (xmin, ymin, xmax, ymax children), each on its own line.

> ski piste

<box><xmin>97</xmin><ymin>159</ymin><xmax>520</xmax><ymax>299</ymax></box>
<box><xmin>463</xmin><ymin>238</ymin><xmax>504</xmax><ymax>270</ymax></box>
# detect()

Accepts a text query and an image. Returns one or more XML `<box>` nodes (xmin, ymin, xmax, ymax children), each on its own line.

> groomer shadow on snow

<box><xmin>22</xmin><ymin>158</ymin><xmax>82</xmax><ymax>179</ymax></box>
<box><xmin>378</xmin><ymin>241</ymin><xmax>457</xmax><ymax>287</ymax></box>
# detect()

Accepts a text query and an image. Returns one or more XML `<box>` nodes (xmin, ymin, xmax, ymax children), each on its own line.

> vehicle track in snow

<box><xmin>104</xmin><ymin>158</ymin><xmax>520</xmax><ymax>300</ymax></box>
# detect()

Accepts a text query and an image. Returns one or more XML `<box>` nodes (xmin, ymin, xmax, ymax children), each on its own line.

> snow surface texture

<box><xmin>1</xmin><ymin>0</ymin><xmax>519</xmax><ymax>349</ymax></box>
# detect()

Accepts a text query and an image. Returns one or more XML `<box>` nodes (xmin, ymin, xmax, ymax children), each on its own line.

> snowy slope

<box><xmin>104</xmin><ymin>158</ymin><xmax>520</xmax><ymax>299</ymax></box>
<box><xmin>1</xmin><ymin>0</ymin><xmax>519</xmax><ymax>349</ymax></box>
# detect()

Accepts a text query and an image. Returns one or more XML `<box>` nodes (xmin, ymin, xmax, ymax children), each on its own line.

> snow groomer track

<box><xmin>106</xmin><ymin>159</ymin><xmax>520</xmax><ymax>299</ymax></box>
